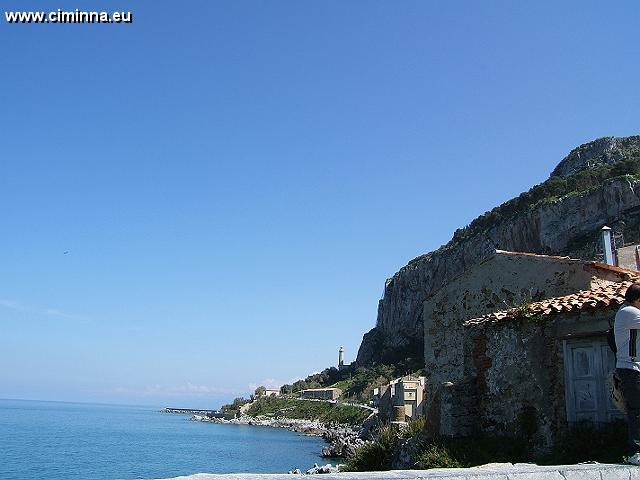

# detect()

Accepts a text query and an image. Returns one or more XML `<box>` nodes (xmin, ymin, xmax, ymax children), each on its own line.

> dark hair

<box><xmin>625</xmin><ymin>284</ymin><xmax>640</xmax><ymax>304</ymax></box>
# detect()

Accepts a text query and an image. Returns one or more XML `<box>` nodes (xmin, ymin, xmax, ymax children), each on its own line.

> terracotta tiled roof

<box><xmin>464</xmin><ymin>281</ymin><xmax>635</xmax><ymax>327</ymax></box>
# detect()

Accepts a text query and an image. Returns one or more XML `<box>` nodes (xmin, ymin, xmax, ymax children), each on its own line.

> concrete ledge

<box><xmin>161</xmin><ymin>463</ymin><xmax>640</xmax><ymax>480</ymax></box>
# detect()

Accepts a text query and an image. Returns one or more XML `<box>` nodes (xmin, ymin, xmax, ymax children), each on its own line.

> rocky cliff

<box><xmin>356</xmin><ymin>136</ymin><xmax>640</xmax><ymax>366</ymax></box>
<box><xmin>551</xmin><ymin>136</ymin><xmax>640</xmax><ymax>178</ymax></box>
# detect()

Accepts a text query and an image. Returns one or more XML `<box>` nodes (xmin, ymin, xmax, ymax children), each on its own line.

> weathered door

<box><xmin>563</xmin><ymin>339</ymin><xmax>624</xmax><ymax>423</ymax></box>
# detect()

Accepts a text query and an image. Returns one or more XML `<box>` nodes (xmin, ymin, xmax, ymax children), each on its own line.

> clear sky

<box><xmin>1</xmin><ymin>1</ymin><xmax>639</xmax><ymax>409</ymax></box>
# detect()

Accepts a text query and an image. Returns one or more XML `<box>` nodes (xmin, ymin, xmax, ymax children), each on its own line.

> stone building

<box><xmin>422</xmin><ymin>250</ymin><xmax>638</xmax><ymax>450</ymax></box>
<box><xmin>603</xmin><ymin>224</ymin><xmax>639</xmax><ymax>271</ymax></box>
<box><xmin>373</xmin><ymin>376</ymin><xmax>426</xmax><ymax>422</ymax></box>
<box><xmin>616</xmin><ymin>244</ymin><xmax>640</xmax><ymax>271</ymax></box>
<box><xmin>300</xmin><ymin>388</ymin><xmax>342</xmax><ymax>400</ymax></box>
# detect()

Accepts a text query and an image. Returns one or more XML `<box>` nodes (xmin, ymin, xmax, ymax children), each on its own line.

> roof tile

<box><xmin>463</xmin><ymin>280</ymin><xmax>638</xmax><ymax>327</ymax></box>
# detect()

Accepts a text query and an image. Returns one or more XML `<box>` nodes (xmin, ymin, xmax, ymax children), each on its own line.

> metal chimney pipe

<box><xmin>601</xmin><ymin>226</ymin><xmax>614</xmax><ymax>265</ymax></box>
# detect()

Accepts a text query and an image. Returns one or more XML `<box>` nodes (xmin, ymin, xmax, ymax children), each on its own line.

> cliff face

<box><xmin>356</xmin><ymin>136</ymin><xmax>640</xmax><ymax>366</ymax></box>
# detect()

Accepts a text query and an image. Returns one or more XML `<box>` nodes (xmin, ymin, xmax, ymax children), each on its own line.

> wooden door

<box><xmin>563</xmin><ymin>339</ymin><xmax>624</xmax><ymax>423</ymax></box>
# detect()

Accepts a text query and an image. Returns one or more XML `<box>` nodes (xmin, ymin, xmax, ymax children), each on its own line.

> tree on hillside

<box><xmin>254</xmin><ymin>385</ymin><xmax>266</xmax><ymax>397</ymax></box>
<box><xmin>292</xmin><ymin>380</ymin><xmax>308</xmax><ymax>392</ymax></box>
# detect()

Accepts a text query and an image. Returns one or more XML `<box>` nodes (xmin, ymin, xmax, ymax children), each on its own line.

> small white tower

<box><xmin>338</xmin><ymin>346</ymin><xmax>345</xmax><ymax>369</ymax></box>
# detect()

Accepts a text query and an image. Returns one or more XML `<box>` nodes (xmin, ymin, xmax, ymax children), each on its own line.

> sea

<box><xmin>0</xmin><ymin>399</ymin><xmax>326</xmax><ymax>480</ymax></box>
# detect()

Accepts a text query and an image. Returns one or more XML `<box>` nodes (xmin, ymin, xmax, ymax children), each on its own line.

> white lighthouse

<box><xmin>338</xmin><ymin>346</ymin><xmax>345</xmax><ymax>369</ymax></box>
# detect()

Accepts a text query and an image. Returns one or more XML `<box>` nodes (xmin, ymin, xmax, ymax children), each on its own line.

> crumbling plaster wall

<box><xmin>461</xmin><ymin>318</ymin><xmax>561</xmax><ymax>450</ymax></box>
<box><xmin>437</xmin><ymin>310</ymin><xmax>612</xmax><ymax>450</ymax></box>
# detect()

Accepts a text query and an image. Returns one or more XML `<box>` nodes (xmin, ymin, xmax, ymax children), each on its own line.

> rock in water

<box><xmin>305</xmin><ymin>463</ymin><xmax>340</xmax><ymax>474</ymax></box>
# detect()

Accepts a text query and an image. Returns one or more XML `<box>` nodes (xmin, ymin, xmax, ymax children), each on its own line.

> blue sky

<box><xmin>1</xmin><ymin>1</ymin><xmax>639</xmax><ymax>408</ymax></box>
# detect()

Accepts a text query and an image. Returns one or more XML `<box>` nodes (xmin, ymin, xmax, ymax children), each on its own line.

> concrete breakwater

<box><xmin>191</xmin><ymin>414</ymin><xmax>366</xmax><ymax>458</ymax></box>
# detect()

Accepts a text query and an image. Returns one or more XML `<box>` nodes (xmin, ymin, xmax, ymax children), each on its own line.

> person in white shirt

<box><xmin>614</xmin><ymin>283</ymin><xmax>640</xmax><ymax>465</ymax></box>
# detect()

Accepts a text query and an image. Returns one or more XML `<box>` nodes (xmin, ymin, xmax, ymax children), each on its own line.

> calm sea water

<box><xmin>0</xmin><ymin>399</ymin><xmax>326</xmax><ymax>480</ymax></box>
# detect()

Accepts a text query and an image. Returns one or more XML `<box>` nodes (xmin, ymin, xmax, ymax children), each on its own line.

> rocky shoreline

<box><xmin>191</xmin><ymin>414</ymin><xmax>367</xmax><ymax>460</ymax></box>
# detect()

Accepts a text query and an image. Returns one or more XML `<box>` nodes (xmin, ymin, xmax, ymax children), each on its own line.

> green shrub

<box><xmin>414</xmin><ymin>435</ymin><xmax>528</xmax><ymax>469</ymax></box>
<box><xmin>344</xmin><ymin>417</ymin><xmax>425</xmax><ymax>471</ymax></box>
<box><xmin>220</xmin><ymin>397</ymin><xmax>251</xmax><ymax>413</ymax></box>
<box><xmin>344</xmin><ymin>423</ymin><xmax>399</xmax><ymax>471</ymax></box>
<box><xmin>400</xmin><ymin>416</ymin><xmax>426</xmax><ymax>439</ymax></box>
<box><xmin>414</xmin><ymin>441</ymin><xmax>464</xmax><ymax>468</ymax></box>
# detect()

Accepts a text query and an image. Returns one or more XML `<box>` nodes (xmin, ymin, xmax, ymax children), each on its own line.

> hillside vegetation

<box><xmin>280</xmin><ymin>363</ymin><xmax>425</xmax><ymax>404</ymax></box>
<box><xmin>246</xmin><ymin>396</ymin><xmax>371</xmax><ymax>426</ymax></box>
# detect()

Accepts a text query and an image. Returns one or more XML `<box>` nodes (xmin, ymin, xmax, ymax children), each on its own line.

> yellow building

<box><xmin>373</xmin><ymin>376</ymin><xmax>426</xmax><ymax>421</ymax></box>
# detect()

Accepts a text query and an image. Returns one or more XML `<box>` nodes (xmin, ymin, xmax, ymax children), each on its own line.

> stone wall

<box><xmin>430</xmin><ymin>309</ymin><xmax>613</xmax><ymax>450</ymax></box>
<box><xmin>617</xmin><ymin>244</ymin><xmax>639</xmax><ymax>271</ymax></box>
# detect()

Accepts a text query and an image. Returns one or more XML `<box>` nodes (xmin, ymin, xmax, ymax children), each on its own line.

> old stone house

<box><xmin>454</xmin><ymin>283</ymin><xmax>630</xmax><ymax>447</ymax></box>
<box><xmin>422</xmin><ymin>250</ymin><xmax>638</xmax><ymax>449</ymax></box>
<box><xmin>300</xmin><ymin>388</ymin><xmax>342</xmax><ymax>400</ymax></box>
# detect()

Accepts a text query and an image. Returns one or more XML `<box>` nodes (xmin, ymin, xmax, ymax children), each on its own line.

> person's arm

<box><xmin>626</xmin><ymin>307</ymin><xmax>640</xmax><ymax>361</ymax></box>
<box><xmin>630</xmin><ymin>307</ymin><xmax>640</xmax><ymax>329</ymax></box>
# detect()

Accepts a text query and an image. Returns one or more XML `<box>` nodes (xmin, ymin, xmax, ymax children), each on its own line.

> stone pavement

<box><xmin>161</xmin><ymin>463</ymin><xmax>640</xmax><ymax>480</ymax></box>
